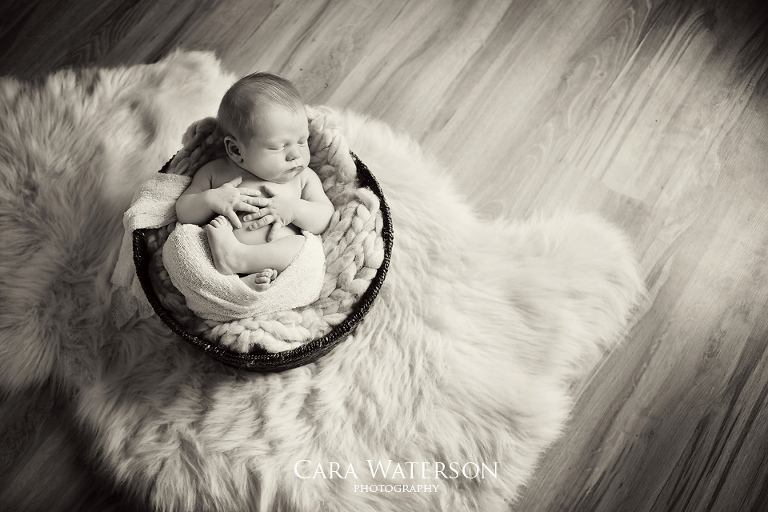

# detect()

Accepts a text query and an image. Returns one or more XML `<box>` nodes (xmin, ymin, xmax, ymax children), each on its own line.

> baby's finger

<box><xmin>256</xmin><ymin>215</ymin><xmax>275</xmax><ymax>228</ymax></box>
<box><xmin>226</xmin><ymin>211</ymin><xmax>242</xmax><ymax>229</ymax></box>
<box><xmin>236</xmin><ymin>202</ymin><xmax>259</xmax><ymax>213</ymax></box>
<box><xmin>242</xmin><ymin>208</ymin><xmax>261</xmax><ymax>222</ymax></box>
<box><xmin>267</xmin><ymin>221</ymin><xmax>283</xmax><ymax>242</ymax></box>
<box><xmin>242</xmin><ymin>196</ymin><xmax>270</xmax><ymax>207</ymax></box>
<box><xmin>238</xmin><ymin>187</ymin><xmax>262</xmax><ymax>197</ymax></box>
<box><xmin>245</xmin><ymin>208</ymin><xmax>270</xmax><ymax>221</ymax></box>
<box><xmin>246</xmin><ymin>215</ymin><xmax>271</xmax><ymax>230</ymax></box>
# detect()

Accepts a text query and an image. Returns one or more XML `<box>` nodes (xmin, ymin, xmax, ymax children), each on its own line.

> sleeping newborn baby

<box><xmin>175</xmin><ymin>72</ymin><xmax>333</xmax><ymax>292</ymax></box>
<box><xmin>164</xmin><ymin>73</ymin><xmax>332</xmax><ymax>321</ymax></box>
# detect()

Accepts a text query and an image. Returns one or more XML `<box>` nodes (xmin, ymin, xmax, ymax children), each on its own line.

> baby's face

<box><xmin>238</xmin><ymin>106</ymin><xmax>310</xmax><ymax>183</ymax></box>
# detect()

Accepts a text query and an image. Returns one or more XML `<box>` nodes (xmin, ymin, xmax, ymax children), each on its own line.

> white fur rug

<box><xmin>0</xmin><ymin>51</ymin><xmax>645</xmax><ymax>512</ymax></box>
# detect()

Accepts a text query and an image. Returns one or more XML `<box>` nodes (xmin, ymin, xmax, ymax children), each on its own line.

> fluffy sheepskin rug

<box><xmin>0</xmin><ymin>51</ymin><xmax>645</xmax><ymax>512</ymax></box>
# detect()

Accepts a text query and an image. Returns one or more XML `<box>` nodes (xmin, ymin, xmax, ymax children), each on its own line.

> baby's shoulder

<box><xmin>297</xmin><ymin>167</ymin><xmax>329</xmax><ymax>201</ymax></box>
<box><xmin>298</xmin><ymin>166</ymin><xmax>321</xmax><ymax>186</ymax></box>
<box><xmin>197</xmin><ymin>158</ymin><xmax>237</xmax><ymax>187</ymax></box>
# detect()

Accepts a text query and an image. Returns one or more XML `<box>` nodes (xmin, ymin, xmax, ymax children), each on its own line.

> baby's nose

<box><xmin>286</xmin><ymin>145</ymin><xmax>301</xmax><ymax>160</ymax></box>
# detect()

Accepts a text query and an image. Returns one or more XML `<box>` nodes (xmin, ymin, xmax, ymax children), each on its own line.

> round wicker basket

<box><xmin>132</xmin><ymin>152</ymin><xmax>393</xmax><ymax>372</ymax></box>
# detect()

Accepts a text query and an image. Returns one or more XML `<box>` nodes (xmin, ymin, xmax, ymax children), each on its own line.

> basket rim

<box><xmin>133</xmin><ymin>151</ymin><xmax>393</xmax><ymax>373</ymax></box>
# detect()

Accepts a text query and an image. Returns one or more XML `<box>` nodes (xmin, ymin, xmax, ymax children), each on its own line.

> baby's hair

<box><xmin>217</xmin><ymin>72</ymin><xmax>305</xmax><ymax>143</ymax></box>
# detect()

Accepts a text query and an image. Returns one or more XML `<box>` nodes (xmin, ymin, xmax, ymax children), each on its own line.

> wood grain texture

<box><xmin>1</xmin><ymin>1</ymin><xmax>768</xmax><ymax>511</ymax></box>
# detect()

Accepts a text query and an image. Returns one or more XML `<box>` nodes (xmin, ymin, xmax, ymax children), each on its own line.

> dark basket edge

<box><xmin>132</xmin><ymin>151</ymin><xmax>393</xmax><ymax>373</ymax></box>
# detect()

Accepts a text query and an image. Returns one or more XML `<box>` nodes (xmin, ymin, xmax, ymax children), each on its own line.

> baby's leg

<box><xmin>206</xmin><ymin>216</ymin><xmax>304</xmax><ymax>275</ymax></box>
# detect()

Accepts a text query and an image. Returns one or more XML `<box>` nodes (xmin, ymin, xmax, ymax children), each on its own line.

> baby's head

<box><xmin>218</xmin><ymin>73</ymin><xmax>310</xmax><ymax>183</ymax></box>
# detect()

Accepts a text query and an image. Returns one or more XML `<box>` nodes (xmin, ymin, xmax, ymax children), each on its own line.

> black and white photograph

<box><xmin>0</xmin><ymin>1</ymin><xmax>767</xmax><ymax>511</ymax></box>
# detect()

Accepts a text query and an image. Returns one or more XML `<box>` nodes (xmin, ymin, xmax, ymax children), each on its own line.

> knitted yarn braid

<box><xmin>146</xmin><ymin>107</ymin><xmax>385</xmax><ymax>354</ymax></box>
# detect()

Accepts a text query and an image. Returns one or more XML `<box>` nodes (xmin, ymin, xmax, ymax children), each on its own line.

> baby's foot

<box><xmin>241</xmin><ymin>269</ymin><xmax>278</xmax><ymax>292</ymax></box>
<box><xmin>205</xmin><ymin>216</ymin><xmax>244</xmax><ymax>275</ymax></box>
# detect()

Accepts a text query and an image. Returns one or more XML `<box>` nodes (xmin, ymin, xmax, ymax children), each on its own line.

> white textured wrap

<box><xmin>110</xmin><ymin>173</ymin><xmax>193</xmax><ymax>327</ymax></box>
<box><xmin>162</xmin><ymin>224</ymin><xmax>325</xmax><ymax>321</ymax></box>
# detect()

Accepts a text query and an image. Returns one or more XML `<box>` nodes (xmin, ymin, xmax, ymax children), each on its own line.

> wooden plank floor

<box><xmin>2</xmin><ymin>0</ymin><xmax>768</xmax><ymax>510</ymax></box>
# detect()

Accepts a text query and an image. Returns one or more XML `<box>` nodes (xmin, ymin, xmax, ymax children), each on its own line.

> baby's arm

<box><xmin>245</xmin><ymin>170</ymin><xmax>334</xmax><ymax>235</ymax></box>
<box><xmin>292</xmin><ymin>170</ymin><xmax>334</xmax><ymax>233</ymax></box>
<box><xmin>176</xmin><ymin>164</ymin><xmax>262</xmax><ymax>228</ymax></box>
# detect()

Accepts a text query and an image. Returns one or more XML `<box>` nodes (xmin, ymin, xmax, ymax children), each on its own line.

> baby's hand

<box><xmin>207</xmin><ymin>177</ymin><xmax>262</xmax><ymax>228</ymax></box>
<box><xmin>242</xmin><ymin>184</ymin><xmax>297</xmax><ymax>238</ymax></box>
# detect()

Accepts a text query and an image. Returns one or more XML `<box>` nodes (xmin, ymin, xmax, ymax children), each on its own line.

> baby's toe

<box><xmin>240</xmin><ymin>273</ymin><xmax>273</xmax><ymax>292</ymax></box>
<box><xmin>257</xmin><ymin>269</ymin><xmax>278</xmax><ymax>281</ymax></box>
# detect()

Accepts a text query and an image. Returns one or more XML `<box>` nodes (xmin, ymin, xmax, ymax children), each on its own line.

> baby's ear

<box><xmin>224</xmin><ymin>136</ymin><xmax>241</xmax><ymax>159</ymax></box>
